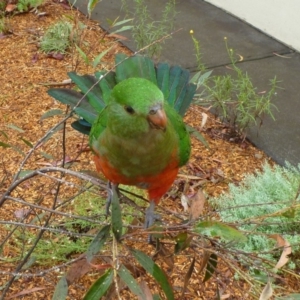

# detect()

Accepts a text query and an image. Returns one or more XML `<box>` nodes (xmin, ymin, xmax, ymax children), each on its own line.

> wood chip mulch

<box><xmin>0</xmin><ymin>1</ymin><xmax>298</xmax><ymax>299</ymax></box>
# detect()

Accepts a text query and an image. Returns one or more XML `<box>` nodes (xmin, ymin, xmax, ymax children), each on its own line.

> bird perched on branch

<box><xmin>48</xmin><ymin>53</ymin><xmax>196</xmax><ymax>230</ymax></box>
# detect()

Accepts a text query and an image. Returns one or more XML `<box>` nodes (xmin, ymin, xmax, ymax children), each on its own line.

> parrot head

<box><xmin>107</xmin><ymin>78</ymin><xmax>168</xmax><ymax>138</ymax></box>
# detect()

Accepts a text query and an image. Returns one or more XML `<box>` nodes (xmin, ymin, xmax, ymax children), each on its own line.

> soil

<box><xmin>0</xmin><ymin>1</ymin><xmax>298</xmax><ymax>299</ymax></box>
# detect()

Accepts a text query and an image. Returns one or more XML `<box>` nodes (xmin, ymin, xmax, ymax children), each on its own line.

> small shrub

<box><xmin>122</xmin><ymin>0</ymin><xmax>176</xmax><ymax>58</ymax></box>
<box><xmin>40</xmin><ymin>20</ymin><xmax>77</xmax><ymax>54</ymax></box>
<box><xmin>210</xmin><ymin>162</ymin><xmax>300</xmax><ymax>270</ymax></box>
<box><xmin>199</xmin><ymin>38</ymin><xmax>279</xmax><ymax>137</ymax></box>
<box><xmin>16</xmin><ymin>0</ymin><xmax>43</xmax><ymax>12</ymax></box>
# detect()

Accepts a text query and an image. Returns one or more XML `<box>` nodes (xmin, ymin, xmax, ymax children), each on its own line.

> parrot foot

<box><xmin>145</xmin><ymin>201</ymin><xmax>161</xmax><ymax>243</ymax></box>
<box><xmin>105</xmin><ymin>182</ymin><xmax>119</xmax><ymax>216</ymax></box>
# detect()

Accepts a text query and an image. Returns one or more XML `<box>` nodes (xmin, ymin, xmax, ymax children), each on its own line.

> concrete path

<box><xmin>72</xmin><ymin>0</ymin><xmax>300</xmax><ymax>167</ymax></box>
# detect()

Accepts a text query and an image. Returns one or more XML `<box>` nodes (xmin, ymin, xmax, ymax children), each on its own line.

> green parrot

<box><xmin>48</xmin><ymin>53</ymin><xmax>196</xmax><ymax>228</ymax></box>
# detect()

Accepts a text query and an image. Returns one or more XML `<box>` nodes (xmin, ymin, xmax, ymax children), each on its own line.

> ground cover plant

<box><xmin>0</xmin><ymin>0</ymin><xmax>299</xmax><ymax>299</ymax></box>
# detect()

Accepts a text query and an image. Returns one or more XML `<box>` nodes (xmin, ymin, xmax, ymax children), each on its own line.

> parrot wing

<box><xmin>47</xmin><ymin>54</ymin><xmax>196</xmax><ymax>135</ymax></box>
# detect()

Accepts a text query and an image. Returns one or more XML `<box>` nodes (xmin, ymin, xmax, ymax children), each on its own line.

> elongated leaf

<box><xmin>111</xmin><ymin>185</ymin><xmax>122</xmax><ymax>241</ymax></box>
<box><xmin>16</xmin><ymin>170</ymin><xmax>34</xmax><ymax>179</ymax></box>
<box><xmin>7</xmin><ymin>123</ymin><xmax>24</xmax><ymax>133</ymax></box>
<box><xmin>118</xmin><ymin>264</ymin><xmax>145</xmax><ymax>298</ymax></box>
<box><xmin>186</xmin><ymin>125</ymin><xmax>209</xmax><ymax>148</ymax></box>
<box><xmin>131</xmin><ymin>249</ymin><xmax>174</xmax><ymax>300</ymax></box>
<box><xmin>75</xmin><ymin>44</ymin><xmax>89</xmax><ymax>65</ymax></box>
<box><xmin>40</xmin><ymin>151</ymin><xmax>54</xmax><ymax>160</ymax></box>
<box><xmin>86</xmin><ymin>225</ymin><xmax>110</xmax><ymax>263</ymax></box>
<box><xmin>43</xmin><ymin>124</ymin><xmax>64</xmax><ymax>144</ymax></box>
<box><xmin>20</xmin><ymin>138</ymin><xmax>33</xmax><ymax>148</ymax></box>
<box><xmin>112</xmin><ymin>18</ymin><xmax>133</xmax><ymax>27</ymax></box>
<box><xmin>92</xmin><ymin>46</ymin><xmax>113</xmax><ymax>68</ymax></box>
<box><xmin>52</xmin><ymin>276</ymin><xmax>68</xmax><ymax>300</ymax></box>
<box><xmin>0</xmin><ymin>130</ymin><xmax>8</xmax><ymax>139</ymax></box>
<box><xmin>0</xmin><ymin>141</ymin><xmax>11</xmax><ymax>148</ymax></box>
<box><xmin>194</xmin><ymin>221</ymin><xmax>246</xmax><ymax>243</ymax></box>
<box><xmin>174</xmin><ymin>232</ymin><xmax>192</xmax><ymax>254</ymax></box>
<box><xmin>87</xmin><ymin>0</ymin><xmax>99</xmax><ymax>17</ymax></box>
<box><xmin>259</xmin><ymin>280</ymin><xmax>273</xmax><ymax>300</ymax></box>
<box><xmin>203</xmin><ymin>253</ymin><xmax>217</xmax><ymax>282</ymax></box>
<box><xmin>181</xmin><ymin>257</ymin><xmax>195</xmax><ymax>297</ymax></box>
<box><xmin>83</xmin><ymin>268</ymin><xmax>113</xmax><ymax>300</ymax></box>
<box><xmin>40</xmin><ymin>109</ymin><xmax>64</xmax><ymax>121</ymax></box>
<box><xmin>110</xmin><ymin>25</ymin><xmax>133</xmax><ymax>35</ymax></box>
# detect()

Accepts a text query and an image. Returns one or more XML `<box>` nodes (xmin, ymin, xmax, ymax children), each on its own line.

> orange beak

<box><xmin>147</xmin><ymin>105</ymin><xmax>167</xmax><ymax>130</ymax></box>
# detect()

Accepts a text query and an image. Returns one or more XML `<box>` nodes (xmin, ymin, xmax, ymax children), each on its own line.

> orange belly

<box><xmin>93</xmin><ymin>154</ymin><xmax>179</xmax><ymax>204</ymax></box>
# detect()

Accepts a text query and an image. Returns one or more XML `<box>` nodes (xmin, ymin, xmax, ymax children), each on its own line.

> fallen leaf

<box><xmin>138</xmin><ymin>281</ymin><xmax>153</xmax><ymax>300</ymax></box>
<box><xmin>270</xmin><ymin>234</ymin><xmax>291</xmax><ymax>271</ymax></box>
<box><xmin>259</xmin><ymin>280</ymin><xmax>273</xmax><ymax>300</ymax></box>
<box><xmin>189</xmin><ymin>189</ymin><xmax>206</xmax><ymax>220</ymax></box>
<box><xmin>180</xmin><ymin>194</ymin><xmax>189</xmax><ymax>212</ymax></box>
<box><xmin>7</xmin><ymin>287</ymin><xmax>47</xmax><ymax>299</ymax></box>
<box><xmin>200</xmin><ymin>112</ymin><xmax>208</xmax><ymax>129</ymax></box>
<box><xmin>6</xmin><ymin>4</ymin><xmax>16</xmax><ymax>12</ymax></box>
<box><xmin>14</xmin><ymin>208</ymin><xmax>30</xmax><ymax>219</ymax></box>
<box><xmin>108</xmin><ymin>33</ymin><xmax>128</xmax><ymax>40</ymax></box>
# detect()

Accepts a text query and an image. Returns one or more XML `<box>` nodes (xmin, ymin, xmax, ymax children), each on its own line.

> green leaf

<box><xmin>43</xmin><ymin>124</ymin><xmax>64</xmax><ymax>144</ymax></box>
<box><xmin>111</xmin><ymin>185</ymin><xmax>123</xmax><ymax>241</ymax></box>
<box><xmin>131</xmin><ymin>249</ymin><xmax>174</xmax><ymax>300</ymax></box>
<box><xmin>52</xmin><ymin>276</ymin><xmax>68</xmax><ymax>300</ymax></box>
<box><xmin>194</xmin><ymin>221</ymin><xmax>246</xmax><ymax>243</ymax></box>
<box><xmin>110</xmin><ymin>25</ymin><xmax>133</xmax><ymax>35</ymax></box>
<box><xmin>174</xmin><ymin>232</ymin><xmax>192</xmax><ymax>254</ymax></box>
<box><xmin>75</xmin><ymin>44</ymin><xmax>89</xmax><ymax>65</ymax></box>
<box><xmin>83</xmin><ymin>268</ymin><xmax>113</xmax><ymax>300</ymax></box>
<box><xmin>203</xmin><ymin>253</ymin><xmax>217</xmax><ymax>283</ymax></box>
<box><xmin>186</xmin><ymin>125</ymin><xmax>209</xmax><ymax>148</ymax></box>
<box><xmin>7</xmin><ymin>123</ymin><xmax>24</xmax><ymax>133</ymax></box>
<box><xmin>92</xmin><ymin>46</ymin><xmax>113</xmax><ymax>68</ymax></box>
<box><xmin>40</xmin><ymin>151</ymin><xmax>54</xmax><ymax>160</ymax></box>
<box><xmin>40</xmin><ymin>109</ymin><xmax>64</xmax><ymax>121</ymax></box>
<box><xmin>86</xmin><ymin>224</ymin><xmax>110</xmax><ymax>263</ymax></box>
<box><xmin>20</xmin><ymin>138</ymin><xmax>33</xmax><ymax>148</ymax></box>
<box><xmin>118</xmin><ymin>264</ymin><xmax>145</xmax><ymax>298</ymax></box>
<box><xmin>87</xmin><ymin>0</ymin><xmax>100</xmax><ymax>17</ymax></box>
<box><xmin>0</xmin><ymin>130</ymin><xmax>8</xmax><ymax>139</ymax></box>
<box><xmin>0</xmin><ymin>141</ymin><xmax>11</xmax><ymax>148</ymax></box>
<box><xmin>16</xmin><ymin>170</ymin><xmax>34</xmax><ymax>179</ymax></box>
<box><xmin>112</xmin><ymin>18</ymin><xmax>133</xmax><ymax>27</ymax></box>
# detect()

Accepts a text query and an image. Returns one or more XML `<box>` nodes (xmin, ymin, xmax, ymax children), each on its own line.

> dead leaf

<box><xmin>270</xmin><ymin>234</ymin><xmax>291</xmax><ymax>271</ymax></box>
<box><xmin>108</xmin><ymin>33</ymin><xmax>128</xmax><ymax>40</ymax></box>
<box><xmin>259</xmin><ymin>280</ymin><xmax>273</xmax><ymax>300</ymax></box>
<box><xmin>199</xmin><ymin>250</ymin><xmax>211</xmax><ymax>274</ymax></box>
<box><xmin>66</xmin><ymin>255</ymin><xmax>96</xmax><ymax>284</ymax></box>
<box><xmin>200</xmin><ymin>112</ymin><xmax>208</xmax><ymax>129</ymax></box>
<box><xmin>189</xmin><ymin>189</ymin><xmax>206</xmax><ymax>220</ymax></box>
<box><xmin>180</xmin><ymin>194</ymin><xmax>189</xmax><ymax>212</ymax></box>
<box><xmin>138</xmin><ymin>281</ymin><xmax>153</xmax><ymax>300</ymax></box>
<box><xmin>7</xmin><ymin>287</ymin><xmax>48</xmax><ymax>299</ymax></box>
<box><xmin>14</xmin><ymin>208</ymin><xmax>30</xmax><ymax>219</ymax></box>
<box><xmin>5</xmin><ymin>4</ymin><xmax>16</xmax><ymax>12</ymax></box>
<box><xmin>47</xmin><ymin>52</ymin><xmax>65</xmax><ymax>60</ymax></box>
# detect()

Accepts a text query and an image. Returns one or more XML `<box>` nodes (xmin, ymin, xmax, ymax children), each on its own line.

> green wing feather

<box><xmin>47</xmin><ymin>54</ymin><xmax>196</xmax><ymax>136</ymax></box>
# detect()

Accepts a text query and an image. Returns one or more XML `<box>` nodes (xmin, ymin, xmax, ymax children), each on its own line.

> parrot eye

<box><xmin>124</xmin><ymin>105</ymin><xmax>135</xmax><ymax>114</ymax></box>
